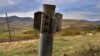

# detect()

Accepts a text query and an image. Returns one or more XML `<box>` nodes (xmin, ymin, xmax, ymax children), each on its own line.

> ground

<box><xmin>0</xmin><ymin>33</ymin><xmax>100</xmax><ymax>56</ymax></box>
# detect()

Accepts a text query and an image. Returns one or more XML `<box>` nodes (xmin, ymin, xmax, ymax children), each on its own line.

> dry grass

<box><xmin>0</xmin><ymin>32</ymin><xmax>100</xmax><ymax>56</ymax></box>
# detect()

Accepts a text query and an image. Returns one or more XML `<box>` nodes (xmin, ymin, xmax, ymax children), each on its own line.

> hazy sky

<box><xmin>0</xmin><ymin>0</ymin><xmax>100</xmax><ymax>21</ymax></box>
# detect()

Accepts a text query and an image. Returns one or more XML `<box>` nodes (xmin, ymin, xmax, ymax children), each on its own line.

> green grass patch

<box><xmin>0</xmin><ymin>33</ymin><xmax>8</xmax><ymax>39</ymax></box>
<box><xmin>0</xmin><ymin>29</ymin><xmax>39</xmax><ymax>42</ymax></box>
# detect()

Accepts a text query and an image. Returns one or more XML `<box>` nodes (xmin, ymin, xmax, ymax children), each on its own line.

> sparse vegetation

<box><xmin>0</xmin><ymin>16</ymin><xmax>100</xmax><ymax>56</ymax></box>
<box><xmin>71</xmin><ymin>43</ymin><xmax>100</xmax><ymax>56</ymax></box>
<box><xmin>0</xmin><ymin>29</ymin><xmax>39</xmax><ymax>42</ymax></box>
<box><xmin>57</xmin><ymin>28</ymin><xmax>81</xmax><ymax>36</ymax></box>
<box><xmin>0</xmin><ymin>33</ymin><xmax>100</xmax><ymax>56</ymax></box>
<box><xmin>96</xmin><ymin>25</ymin><xmax>100</xmax><ymax>32</ymax></box>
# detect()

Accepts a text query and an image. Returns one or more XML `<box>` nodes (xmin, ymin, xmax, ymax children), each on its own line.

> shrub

<box><xmin>96</xmin><ymin>25</ymin><xmax>100</xmax><ymax>32</ymax></box>
<box><xmin>71</xmin><ymin>43</ymin><xmax>100</xmax><ymax>56</ymax></box>
<box><xmin>57</xmin><ymin>28</ymin><xmax>81</xmax><ymax>36</ymax></box>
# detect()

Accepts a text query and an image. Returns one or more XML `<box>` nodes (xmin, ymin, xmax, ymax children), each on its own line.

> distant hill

<box><xmin>62</xmin><ymin>19</ymin><xmax>97</xmax><ymax>28</ymax></box>
<box><xmin>0</xmin><ymin>16</ymin><xmax>33</xmax><ymax>32</ymax></box>
<box><xmin>0</xmin><ymin>16</ymin><xmax>99</xmax><ymax>33</ymax></box>
<box><xmin>95</xmin><ymin>21</ymin><xmax>100</xmax><ymax>24</ymax></box>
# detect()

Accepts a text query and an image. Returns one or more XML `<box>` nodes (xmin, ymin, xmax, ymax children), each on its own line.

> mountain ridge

<box><xmin>0</xmin><ymin>16</ymin><xmax>99</xmax><ymax>32</ymax></box>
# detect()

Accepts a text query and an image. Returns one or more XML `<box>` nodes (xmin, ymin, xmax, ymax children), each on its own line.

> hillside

<box><xmin>95</xmin><ymin>21</ymin><xmax>100</xmax><ymax>24</ymax></box>
<box><xmin>0</xmin><ymin>16</ymin><xmax>100</xmax><ymax>42</ymax></box>
<box><xmin>0</xmin><ymin>16</ymin><xmax>33</xmax><ymax>32</ymax></box>
<box><xmin>62</xmin><ymin>19</ymin><xmax>97</xmax><ymax>28</ymax></box>
<box><xmin>0</xmin><ymin>16</ymin><xmax>99</xmax><ymax>33</ymax></box>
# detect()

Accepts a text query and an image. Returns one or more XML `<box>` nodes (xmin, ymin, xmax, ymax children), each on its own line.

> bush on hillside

<box><xmin>57</xmin><ymin>28</ymin><xmax>81</xmax><ymax>36</ymax></box>
<box><xmin>71</xmin><ymin>43</ymin><xmax>100</xmax><ymax>56</ymax></box>
<box><xmin>96</xmin><ymin>25</ymin><xmax>100</xmax><ymax>32</ymax></box>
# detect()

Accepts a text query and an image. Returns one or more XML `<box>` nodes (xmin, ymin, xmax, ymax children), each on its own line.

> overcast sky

<box><xmin>0</xmin><ymin>0</ymin><xmax>100</xmax><ymax>21</ymax></box>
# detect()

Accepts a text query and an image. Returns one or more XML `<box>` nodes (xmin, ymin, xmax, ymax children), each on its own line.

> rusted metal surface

<box><xmin>39</xmin><ymin>4</ymin><xmax>56</xmax><ymax>56</ymax></box>
<box><xmin>34</xmin><ymin>11</ymin><xmax>42</xmax><ymax>31</ymax></box>
<box><xmin>55</xmin><ymin>13</ymin><xmax>63</xmax><ymax>32</ymax></box>
<box><xmin>33</xmin><ymin>4</ymin><xmax>63</xmax><ymax>56</ymax></box>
